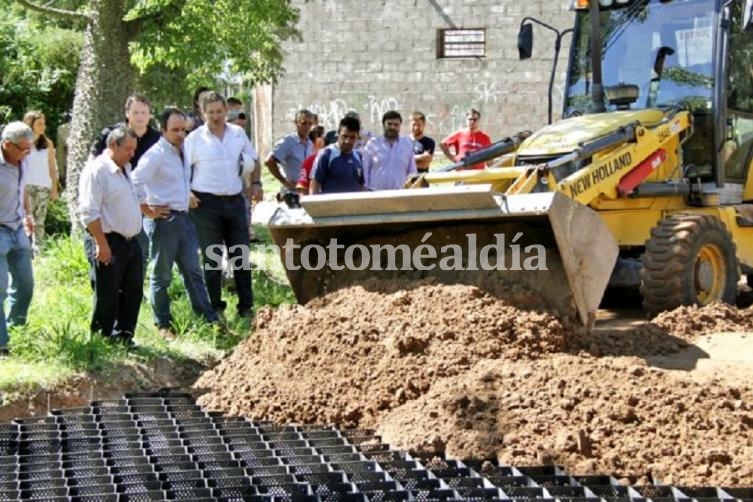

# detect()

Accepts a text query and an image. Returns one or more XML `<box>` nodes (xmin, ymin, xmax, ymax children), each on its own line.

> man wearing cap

<box><xmin>0</xmin><ymin>122</ymin><xmax>35</xmax><ymax>355</ymax></box>
<box><xmin>265</xmin><ymin>110</ymin><xmax>315</xmax><ymax>192</ymax></box>
<box><xmin>227</xmin><ymin>109</ymin><xmax>247</xmax><ymax>129</ymax></box>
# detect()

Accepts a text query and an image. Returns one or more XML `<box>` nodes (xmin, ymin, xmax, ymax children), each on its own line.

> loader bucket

<box><xmin>267</xmin><ymin>186</ymin><xmax>618</xmax><ymax>328</ymax></box>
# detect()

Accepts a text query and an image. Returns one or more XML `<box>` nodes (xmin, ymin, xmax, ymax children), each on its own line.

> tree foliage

<box><xmin>5</xmin><ymin>0</ymin><xmax>300</xmax><ymax>124</ymax></box>
<box><xmin>0</xmin><ymin>5</ymin><xmax>81</xmax><ymax>128</ymax></box>
<box><xmin>9</xmin><ymin>0</ymin><xmax>300</xmax><ymax>231</ymax></box>
<box><xmin>128</xmin><ymin>0</ymin><xmax>300</xmax><ymax>87</ymax></box>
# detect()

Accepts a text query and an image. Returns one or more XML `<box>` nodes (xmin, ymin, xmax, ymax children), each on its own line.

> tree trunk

<box><xmin>65</xmin><ymin>0</ymin><xmax>135</xmax><ymax>232</ymax></box>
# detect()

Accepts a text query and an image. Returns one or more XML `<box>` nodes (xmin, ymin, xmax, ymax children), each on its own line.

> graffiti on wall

<box><xmin>303</xmin><ymin>99</ymin><xmax>350</xmax><ymax>129</ymax></box>
<box><xmin>367</xmin><ymin>95</ymin><xmax>400</xmax><ymax>124</ymax></box>
<box><xmin>422</xmin><ymin>105</ymin><xmax>470</xmax><ymax>137</ymax></box>
<box><xmin>473</xmin><ymin>81</ymin><xmax>502</xmax><ymax>105</ymax></box>
<box><xmin>286</xmin><ymin>95</ymin><xmax>402</xmax><ymax>129</ymax></box>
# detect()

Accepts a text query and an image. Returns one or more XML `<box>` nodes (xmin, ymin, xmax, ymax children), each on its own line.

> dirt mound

<box><xmin>380</xmin><ymin>357</ymin><xmax>753</xmax><ymax>486</ymax></box>
<box><xmin>195</xmin><ymin>283</ymin><xmax>753</xmax><ymax>486</ymax></box>
<box><xmin>196</xmin><ymin>282</ymin><xmax>567</xmax><ymax>426</ymax></box>
<box><xmin>652</xmin><ymin>303</ymin><xmax>753</xmax><ymax>339</ymax></box>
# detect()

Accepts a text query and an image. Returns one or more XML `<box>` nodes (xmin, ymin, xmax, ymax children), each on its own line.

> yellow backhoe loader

<box><xmin>268</xmin><ymin>0</ymin><xmax>753</xmax><ymax>328</ymax></box>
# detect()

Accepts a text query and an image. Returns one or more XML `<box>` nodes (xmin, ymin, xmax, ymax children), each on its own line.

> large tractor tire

<box><xmin>640</xmin><ymin>213</ymin><xmax>738</xmax><ymax>316</ymax></box>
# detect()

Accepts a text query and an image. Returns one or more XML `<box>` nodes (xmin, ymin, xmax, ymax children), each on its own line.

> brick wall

<box><xmin>265</xmin><ymin>0</ymin><xmax>574</xmax><ymax>155</ymax></box>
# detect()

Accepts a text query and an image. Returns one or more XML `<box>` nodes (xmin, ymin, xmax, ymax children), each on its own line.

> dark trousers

<box><xmin>190</xmin><ymin>192</ymin><xmax>253</xmax><ymax>313</ymax></box>
<box><xmin>85</xmin><ymin>233</ymin><xmax>144</xmax><ymax>339</ymax></box>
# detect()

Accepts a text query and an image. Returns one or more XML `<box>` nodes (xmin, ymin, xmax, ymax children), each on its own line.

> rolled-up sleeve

<box><xmin>406</xmin><ymin>141</ymin><xmax>417</xmax><ymax>176</ymax></box>
<box><xmin>78</xmin><ymin>163</ymin><xmax>102</xmax><ymax>226</ymax></box>
<box><xmin>131</xmin><ymin>148</ymin><xmax>159</xmax><ymax>204</ymax></box>
<box><xmin>183</xmin><ymin>133</ymin><xmax>196</xmax><ymax>174</ymax></box>
<box><xmin>271</xmin><ymin>136</ymin><xmax>290</xmax><ymax>163</ymax></box>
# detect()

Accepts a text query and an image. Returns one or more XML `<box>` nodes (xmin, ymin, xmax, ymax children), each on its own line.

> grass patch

<box><xmin>0</xmin><ymin>224</ymin><xmax>294</xmax><ymax>397</ymax></box>
<box><xmin>0</xmin><ymin>360</ymin><xmax>73</xmax><ymax>401</ymax></box>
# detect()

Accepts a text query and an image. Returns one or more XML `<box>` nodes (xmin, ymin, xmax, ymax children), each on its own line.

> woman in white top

<box><xmin>22</xmin><ymin>111</ymin><xmax>59</xmax><ymax>248</ymax></box>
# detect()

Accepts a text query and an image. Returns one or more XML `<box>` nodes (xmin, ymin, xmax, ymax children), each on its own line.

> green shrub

<box><xmin>0</xmin><ymin>226</ymin><xmax>295</xmax><ymax>391</ymax></box>
<box><xmin>44</xmin><ymin>198</ymin><xmax>71</xmax><ymax>238</ymax></box>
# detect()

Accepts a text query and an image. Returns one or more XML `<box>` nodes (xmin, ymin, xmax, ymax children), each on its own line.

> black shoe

<box><xmin>110</xmin><ymin>332</ymin><xmax>137</xmax><ymax>350</ymax></box>
<box><xmin>237</xmin><ymin>308</ymin><xmax>255</xmax><ymax>320</ymax></box>
<box><xmin>119</xmin><ymin>337</ymin><xmax>137</xmax><ymax>350</ymax></box>
<box><xmin>0</xmin><ymin>347</ymin><xmax>9</xmax><ymax>358</ymax></box>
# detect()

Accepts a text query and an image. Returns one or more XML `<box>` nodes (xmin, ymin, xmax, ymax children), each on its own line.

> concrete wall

<box><xmin>265</xmin><ymin>0</ymin><xmax>574</xmax><ymax>153</ymax></box>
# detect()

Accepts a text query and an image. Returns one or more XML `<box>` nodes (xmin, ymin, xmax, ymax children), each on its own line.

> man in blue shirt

<box><xmin>265</xmin><ymin>110</ymin><xmax>314</xmax><ymax>193</ymax></box>
<box><xmin>310</xmin><ymin>116</ymin><xmax>364</xmax><ymax>194</ymax></box>
<box><xmin>0</xmin><ymin>122</ymin><xmax>35</xmax><ymax>355</ymax></box>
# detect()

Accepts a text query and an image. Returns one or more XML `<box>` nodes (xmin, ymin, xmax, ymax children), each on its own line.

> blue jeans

<box><xmin>0</xmin><ymin>226</ymin><xmax>34</xmax><ymax>348</ymax></box>
<box><xmin>144</xmin><ymin>211</ymin><xmax>218</xmax><ymax>328</ymax></box>
<box><xmin>190</xmin><ymin>192</ymin><xmax>253</xmax><ymax>313</ymax></box>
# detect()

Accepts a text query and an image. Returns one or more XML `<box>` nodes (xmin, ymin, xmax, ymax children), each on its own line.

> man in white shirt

<box><xmin>362</xmin><ymin>110</ymin><xmax>417</xmax><ymax>190</ymax></box>
<box><xmin>132</xmin><ymin>109</ymin><xmax>219</xmax><ymax>339</ymax></box>
<box><xmin>184</xmin><ymin>91</ymin><xmax>260</xmax><ymax>318</ymax></box>
<box><xmin>89</xmin><ymin>94</ymin><xmax>161</xmax><ymax>270</ymax></box>
<box><xmin>78</xmin><ymin>126</ymin><xmax>143</xmax><ymax>347</ymax></box>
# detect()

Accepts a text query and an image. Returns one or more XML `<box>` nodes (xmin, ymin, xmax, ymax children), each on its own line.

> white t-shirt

<box><xmin>25</xmin><ymin>146</ymin><xmax>52</xmax><ymax>189</ymax></box>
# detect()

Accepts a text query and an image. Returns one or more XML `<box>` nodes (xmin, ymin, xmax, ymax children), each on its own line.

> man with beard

<box><xmin>361</xmin><ymin>110</ymin><xmax>416</xmax><ymax>190</ymax></box>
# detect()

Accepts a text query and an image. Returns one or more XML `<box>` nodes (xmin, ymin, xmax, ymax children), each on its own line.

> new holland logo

<box><xmin>567</xmin><ymin>152</ymin><xmax>633</xmax><ymax>197</ymax></box>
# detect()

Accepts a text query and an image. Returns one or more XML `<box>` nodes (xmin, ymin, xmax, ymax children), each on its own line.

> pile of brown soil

<box><xmin>195</xmin><ymin>281</ymin><xmax>753</xmax><ymax>486</ymax></box>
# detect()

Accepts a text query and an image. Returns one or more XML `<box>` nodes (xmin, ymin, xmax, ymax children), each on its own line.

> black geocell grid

<box><xmin>0</xmin><ymin>390</ymin><xmax>748</xmax><ymax>501</ymax></box>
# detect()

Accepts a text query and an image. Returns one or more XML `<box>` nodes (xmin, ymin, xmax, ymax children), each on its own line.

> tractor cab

<box><xmin>551</xmin><ymin>0</ymin><xmax>753</xmax><ymax>202</ymax></box>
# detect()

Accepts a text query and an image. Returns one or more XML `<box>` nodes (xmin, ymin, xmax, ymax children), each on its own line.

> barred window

<box><xmin>437</xmin><ymin>28</ymin><xmax>486</xmax><ymax>58</ymax></box>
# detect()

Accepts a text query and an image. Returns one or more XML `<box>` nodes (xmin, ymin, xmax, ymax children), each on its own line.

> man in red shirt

<box><xmin>296</xmin><ymin>126</ymin><xmax>325</xmax><ymax>194</ymax></box>
<box><xmin>440</xmin><ymin>108</ymin><xmax>492</xmax><ymax>170</ymax></box>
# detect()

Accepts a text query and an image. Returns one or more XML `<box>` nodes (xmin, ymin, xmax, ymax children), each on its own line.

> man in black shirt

<box><xmin>90</xmin><ymin>94</ymin><xmax>161</xmax><ymax>165</ymax></box>
<box><xmin>89</xmin><ymin>94</ymin><xmax>160</xmax><ymax>271</ymax></box>
<box><xmin>410</xmin><ymin>111</ymin><xmax>435</xmax><ymax>173</ymax></box>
